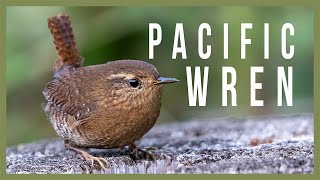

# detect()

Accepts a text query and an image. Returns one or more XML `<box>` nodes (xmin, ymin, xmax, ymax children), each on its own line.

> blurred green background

<box><xmin>6</xmin><ymin>7</ymin><xmax>314</xmax><ymax>146</ymax></box>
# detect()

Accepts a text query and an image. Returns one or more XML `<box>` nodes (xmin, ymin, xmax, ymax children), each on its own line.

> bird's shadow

<box><xmin>71</xmin><ymin>146</ymin><xmax>160</xmax><ymax>161</ymax></box>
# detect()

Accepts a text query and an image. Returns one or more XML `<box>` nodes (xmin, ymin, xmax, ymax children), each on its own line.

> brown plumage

<box><xmin>48</xmin><ymin>14</ymin><xmax>83</xmax><ymax>72</ymax></box>
<box><xmin>44</xmin><ymin>14</ymin><xmax>178</xmax><ymax>169</ymax></box>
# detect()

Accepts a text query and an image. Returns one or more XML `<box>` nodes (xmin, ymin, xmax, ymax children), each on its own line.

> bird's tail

<box><xmin>48</xmin><ymin>14</ymin><xmax>83</xmax><ymax>73</ymax></box>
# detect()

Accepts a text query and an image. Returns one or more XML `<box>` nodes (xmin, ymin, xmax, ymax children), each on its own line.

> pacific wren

<box><xmin>43</xmin><ymin>14</ymin><xmax>178</xmax><ymax>169</ymax></box>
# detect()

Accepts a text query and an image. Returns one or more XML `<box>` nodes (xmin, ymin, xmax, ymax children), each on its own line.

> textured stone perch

<box><xmin>6</xmin><ymin>114</ymin><xmax>314</xmax><ymax>174</ymax></box>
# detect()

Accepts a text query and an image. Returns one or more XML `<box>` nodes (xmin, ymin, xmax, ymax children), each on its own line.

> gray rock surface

<box><xmin>6</xmin><ymin>114</ymin><xmax>314</xmax><ymax>174</ymax></box>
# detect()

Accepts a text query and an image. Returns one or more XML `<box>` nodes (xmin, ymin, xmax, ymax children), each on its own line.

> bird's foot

<box><xmin>79</xmin><ymin>150</ymin><xmax>108</xmax><ymax>170</ymax></box>
<box><xmin>65</xmin><ymin>142</ymin><xmax>108</xmax><ymax>170</ymax></box>
<box><xmin>128</xmin><ymin>143</ymin><xmax>156</xmax><ymax>161</ymax></box>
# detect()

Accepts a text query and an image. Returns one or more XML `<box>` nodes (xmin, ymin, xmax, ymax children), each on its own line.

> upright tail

<box><xmin>48</xmin><ymin>14</ymin><xmax>83</xmax><ymax>73</ymax></box>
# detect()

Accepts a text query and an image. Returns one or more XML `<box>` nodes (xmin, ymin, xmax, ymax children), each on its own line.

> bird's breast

<box><xmin>77</xmin><ymin>87</ymin><xmax>163</xmax><ymax>148</ymax></box>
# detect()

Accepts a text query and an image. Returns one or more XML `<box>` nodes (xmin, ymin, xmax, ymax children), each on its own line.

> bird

<box><xmin>43</xmin><ymin>14</ymin><xmax>179</xmax><ymax>170</ymax></box>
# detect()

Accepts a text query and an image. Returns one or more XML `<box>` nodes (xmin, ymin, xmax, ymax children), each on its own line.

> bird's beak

<box><xmin>155</xmin><ymin>77</ymin><xmax>179</xmax><ymax>85</ymax></box>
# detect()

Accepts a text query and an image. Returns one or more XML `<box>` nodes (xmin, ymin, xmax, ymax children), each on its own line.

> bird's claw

<box><xmin>65</xmin><ymin>143</ymin><xmax>109</xmax><ymax>171</ymax></box>
<box><xmin>85</xmin><ymin>155</ymin><xmax>108</xmax><ymax>170</ymax></box>
<box><xmin>129</xmin><ymin>144</ymin><xmax>156</xmax><ymax>161</ymax></box>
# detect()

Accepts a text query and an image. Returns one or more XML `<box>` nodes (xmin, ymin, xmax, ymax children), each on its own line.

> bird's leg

<box><xmin>128</xmin><ymin>143</ymin><xmax>156</xmax><ymax>161</ymax></box>
<box><xmin>64</xmin><ymin>141</ymin><xmax>108</xmax><ymax>170</ymax></box>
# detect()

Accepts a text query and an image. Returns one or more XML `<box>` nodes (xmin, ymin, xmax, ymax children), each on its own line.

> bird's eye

<box><xmin>128</xmin><ymin>78</ymin><xmax>140</xmax><ymax>88</ymax></box>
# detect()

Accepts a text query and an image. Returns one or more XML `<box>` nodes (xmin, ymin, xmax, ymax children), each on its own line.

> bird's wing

<box><xmin>43</xmin><ymin>70</ymin><xmax>96</xmax><ymax>121</ymax></box>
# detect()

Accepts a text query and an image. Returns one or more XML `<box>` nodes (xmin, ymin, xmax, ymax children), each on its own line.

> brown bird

<box><xmin>43</xmin><ymin>14</ymin><xmax>179</xmax><ymax>169</ymax></box>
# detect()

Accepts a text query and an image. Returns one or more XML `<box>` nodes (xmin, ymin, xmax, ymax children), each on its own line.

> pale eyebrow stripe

<box><xmin>106</xmin><ymin>73</ymin><xmax>135</xmax><ymax>79</ymax></box>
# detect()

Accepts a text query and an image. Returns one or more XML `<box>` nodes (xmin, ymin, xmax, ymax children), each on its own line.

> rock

<box><xmin>6</xmin><ymin>114</ymin><xmax>314</xmax><ymax>174</ymax></box>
